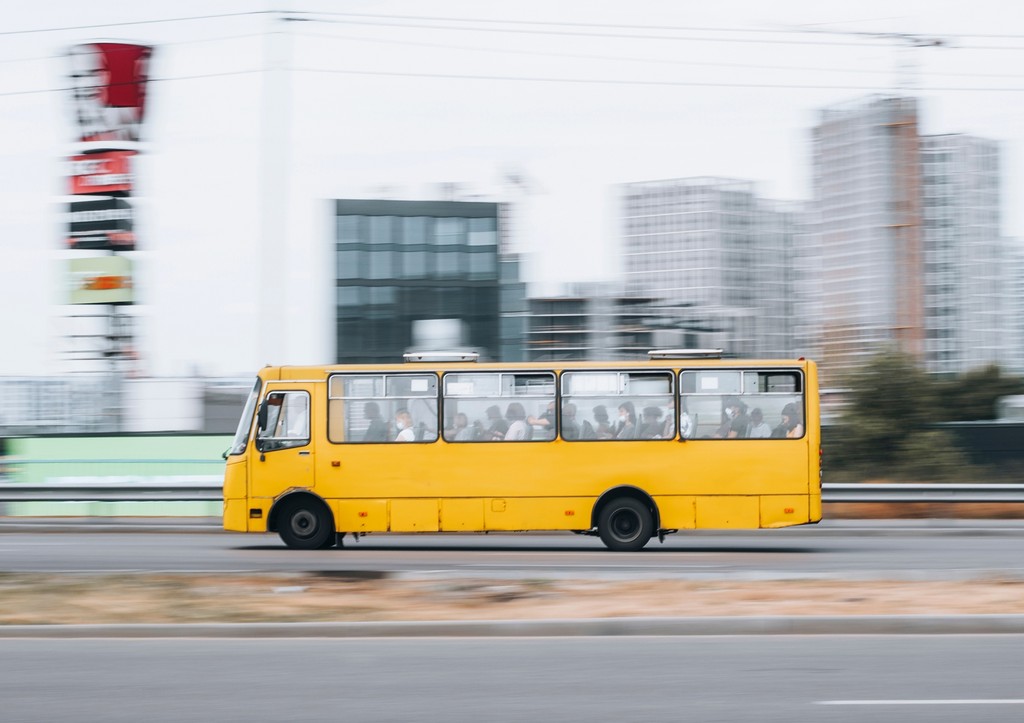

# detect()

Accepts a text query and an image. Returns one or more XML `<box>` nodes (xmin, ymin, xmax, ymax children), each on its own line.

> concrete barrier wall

<box><xmin>2</xmin><ymin>434</ymin><xmax>231</xmax><ymax>516</ymax></box>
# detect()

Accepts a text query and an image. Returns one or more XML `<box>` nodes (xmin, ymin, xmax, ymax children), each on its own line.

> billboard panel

<box><xmin>68</xmin><ymin>255</ymin><xmax>134</xmax><ymax>305</ymax></box>
<box><xmin>68</xmin><ymin>42</ymin><xmax>153</xmax><ymax>143</ymax></box>
<box><xmin>67</xmin><ymin>196</ymin><xmax>135</xmax><ymax>250</ymax></box>
<box><xmin>69</xmin><ymin>149</ymin><xmax>136</xmax><ymax>195</ymax></box>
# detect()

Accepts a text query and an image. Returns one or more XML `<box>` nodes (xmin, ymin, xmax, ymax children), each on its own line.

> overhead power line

<box><xmin>286</xmin><ymin>10</ymin><xmax>1024</xmax><ymax>42</ymax></box>
<box><xmin>0</xmin><ymin>69</ymin><xmax>261</xmax><ymax>98</ymax></box>
<box><xmin>0</xmin><ymin>10</ymin><xmax>270</xmax><ymax>37</ymax></box>
<box><xmin>294</xmin><ymin>29</ymin><xmax>1024</xmax><ymax>82</ymax></box>
<box><xmin>4</xmin><ymin>8</ymin><xmax>1024</xmax><ymax>50</ymax></box>
<box><xmin>3</xmin><ymin>64</ymin><xmax>1023</xmax><ymax>100</ymax></box>
<box><xmin>293</xmin><ymin>66</ymin><xmax>1024</xmax><ymax>92</ymax></box>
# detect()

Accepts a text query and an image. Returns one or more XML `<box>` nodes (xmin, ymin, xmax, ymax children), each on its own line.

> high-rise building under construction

<box><xmin>811</xmin><ymin>95</ymin><xmax>1013</xmax><ymax>383</ymax></box>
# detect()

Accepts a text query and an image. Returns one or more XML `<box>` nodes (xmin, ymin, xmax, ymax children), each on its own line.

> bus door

<box><xmin>250</xmin><ymin>387</ymin><xmax>315</xmax><ymax>499</ymax></box>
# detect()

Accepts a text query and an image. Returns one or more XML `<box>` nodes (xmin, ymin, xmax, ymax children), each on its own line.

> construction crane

<box><xmin>788</xmin><ymin>27</ymin><xmax>951</xmax><ymax>91</ymax></box>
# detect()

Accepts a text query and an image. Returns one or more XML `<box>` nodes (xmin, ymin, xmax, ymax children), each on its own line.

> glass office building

<box><xmin>334</xmin><ymin>199</ymin><xmax>509</xmax><ymax>363</ymax></box>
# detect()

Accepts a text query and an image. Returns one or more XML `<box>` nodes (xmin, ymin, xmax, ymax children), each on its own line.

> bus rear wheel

<box><xmin>598</xmin><ymin>497</ymin><xmax>653</xmax><ymax>552</ymax></box>
<box><xmin>278</xmin><ymin>497</ymin><xmax>333</xmax><ymax>550</ymax></box>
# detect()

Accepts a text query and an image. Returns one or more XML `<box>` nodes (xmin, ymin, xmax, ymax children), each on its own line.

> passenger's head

<box><xmin>724</xmin><ymin>397</ymin><xmax>745</xmax><ymax>418</ymax></box>
<box><xmin>618</xmin><ymin>401</ymin><xmax>636</xmax><ymax>422</ymax></box>
<box><xmin>781</xmin><ymin>403</ymin><xmax>801</xmax><ymax>422</ymax></box>
<box><xmin>642</xmin><ymin>406</ymin><xmax>662</xmax><ymax>420</ymax></box>
<box><xmin>593</xmin><ymin>405</ymin><xmax>609</xmax><ymax>423</ymax></box>
<box><xmin>454</xmin><ymin>412</ymin><xmax>468</xmax><ymax>427</ymax></box>
<box><xmin>394</xmin><ymin>408</ymin><xmax>412</xmax><ymax>429</ymax></box>
<box><xmin>563</xmin><ymin>402</ymin><xmax>577</xmax><ymax>418</ymax></box>
<box><xmin>751</xmin><ymin>408</ymin><xmax>763</xmax><ymax>424</ymax></box>
<box><xmin>486</xmin><ymin>405</ymin><xmax>501</xmax><ymax>420</ymax></box>
<box><xmin>365</xmin><ymin>401</ymin><xmax>380</xmax><ymax>419</ymax></box>
<box><xmin>505</xmin><ymin>402</ymin><xmax>526</xmax><ymax>421</ymax></box>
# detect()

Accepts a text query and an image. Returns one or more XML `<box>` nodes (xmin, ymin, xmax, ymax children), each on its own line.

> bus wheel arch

<box><xmin>269</xmin><ymin>491</ymin><xmax>335</xmax><ymax>550</ymax></box>
<box><xmin>592</xmin><ymin>486</ymin><xmax>658</xmax><ymax>552</ymax></box>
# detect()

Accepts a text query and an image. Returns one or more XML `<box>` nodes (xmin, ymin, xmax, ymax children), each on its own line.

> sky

<box><xmin>1</xmin><ymin>0</ymin><xmax>1023</xmax><ymax>376</ymax></box>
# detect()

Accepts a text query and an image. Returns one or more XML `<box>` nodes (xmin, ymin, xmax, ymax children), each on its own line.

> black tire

<box><xmin>277</xmin><ymin>497</ymin><xmax>333</xmax><ymax>550</ymax></box>
<box><xmin>597</xmin><ymin>497</ymin><xmax>654</xmax><ymax>552</ymax></box>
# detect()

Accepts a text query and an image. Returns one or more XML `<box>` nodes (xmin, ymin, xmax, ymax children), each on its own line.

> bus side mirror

<box><xmin>256</xmin><ymin>400</ymin><xmax>268</xmax><ymax>432</ymax></box>
<box><xmin>254</xmin><ymin>401</ymin><xmax>269</xmax><ymax>454</ymax></box>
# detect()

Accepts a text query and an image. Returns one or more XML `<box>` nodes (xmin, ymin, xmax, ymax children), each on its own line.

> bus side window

<box><xmin>255</xmin><ymin>391</ymin><xmax>310</xmax><ymax>452</ymax></box>
<box><xmin>680</xmin><ymin>370</ymin><xmax>804</xmax><ymax>440</ymax></box>
<box><xmin>561</xmin><ymin>371</ymin><xmax>673</xmax><ymax>441</ymax></box>
<box><xmin>442</xmin><ymin>372</ymin><xmax>555</xmax><ymax>442</ymax></box>
<box><xmin>328</xmin><ymin>374</ymin><xmax>439</xmax><ymax>444</ymax></box>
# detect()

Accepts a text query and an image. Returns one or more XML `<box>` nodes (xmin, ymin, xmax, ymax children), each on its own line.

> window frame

<box><xmin>441</xmin><ymin>370</ymin><xmax>557</xmax><ymax>443</ymax></box>
<box><xmin>255</xmin><ymin>389</ymin><xmax>311</xmax><ymax>452</ymax></box>
<box><xmin>560</xmin><ymin>369</ymin><xmax>676</xmax><ymax>442</ymax></box>
<box><xmin>327</xmin><ymin>372</ymin><xmax>440</xmax><ymax>444</ymax></box>
<box><xmin>679</xmin><ymin>368</ymin><xmax>806</xmax><ymax>440</ymax></box>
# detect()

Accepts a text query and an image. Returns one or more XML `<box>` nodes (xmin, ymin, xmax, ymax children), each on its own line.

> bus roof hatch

<box><xmin>403</xmin><ymin>351</ymin><xmax>480</xmax><ymax>363</ymax></box>
<box><xmin>647</xmin><ymin>349</ymin><xmax>724</xmax><ymax>360</ymax></box>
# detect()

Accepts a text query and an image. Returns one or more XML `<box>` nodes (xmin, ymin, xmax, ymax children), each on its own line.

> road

<box><xmin>2</xmin><ymin>520</ymin><xmax>1024</xmax><ymax>580</ymax></box>
<box><xmin>1</xmin><ymin>635</ymin><xmax>1022</xmax><ymax>722</ymax></box>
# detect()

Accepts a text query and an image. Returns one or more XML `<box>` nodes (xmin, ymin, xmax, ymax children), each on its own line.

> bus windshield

<box><xmin>227</xmin><ymin>378</ymin><xmax>261</xmax><ymax>456</ymax></box>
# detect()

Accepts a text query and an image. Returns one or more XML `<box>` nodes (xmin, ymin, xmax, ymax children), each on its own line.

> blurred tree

<box><xmin>933</xmin><ymin>365</ymin><xmax>1024</xmax><ymax>422</ymax></box>
<box><xmin>829</xmin><ymin>350</ymin><xmax>970</xmax><ymax>481</ymax></box>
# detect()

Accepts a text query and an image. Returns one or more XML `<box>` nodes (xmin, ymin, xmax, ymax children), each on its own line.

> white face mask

<box><xmin>396</xmin><ymin>419</ymin><xmax>407</xmax><ymax>430</ymax></box>
<box><xmin>727</xmin><ymin>407</ymin><xmax>738</xmax><ymax>419</ymax></box>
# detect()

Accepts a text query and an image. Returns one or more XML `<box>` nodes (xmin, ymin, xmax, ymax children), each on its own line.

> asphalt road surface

<box><xmin>2</xmin><ymin>520</ymin><xmax>1024</xmax><ymax>580</ymax></box>
<box><xmin>1</xmin><ymin>635</ymin><xmax>1023</xmax><ymax>722</ymax></box>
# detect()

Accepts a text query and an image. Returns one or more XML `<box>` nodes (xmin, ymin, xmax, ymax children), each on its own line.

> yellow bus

<box><xmin>222</xmin><ymin>350</ymin><xmax>821</xmax><ymax>551</ymax></box>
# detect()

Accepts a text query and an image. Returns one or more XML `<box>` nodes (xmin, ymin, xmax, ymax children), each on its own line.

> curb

<box><xmin>4</xmin><ymin>615</ymin><xmax>1024</xmax><ymax>638</ymax></box>
<box><xmin>4</xmin><ymin>518</ymin><xmax>1024</xmax><ymax>536</ymax></box>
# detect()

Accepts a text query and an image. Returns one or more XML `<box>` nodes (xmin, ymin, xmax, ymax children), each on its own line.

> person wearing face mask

<box><xmin>615</xmin><ymin>401</ymin><xmax>637</xmax><ymax>439</ymax></box>
<box><xmin>714</xmin><ymin>397</ymin><xmax>749</xmax><ymax>438</ymax></box>
<box><xmin>394</xmin><ymin>409</ymin><xmax>416</xmax><ymax>442</ymax></box>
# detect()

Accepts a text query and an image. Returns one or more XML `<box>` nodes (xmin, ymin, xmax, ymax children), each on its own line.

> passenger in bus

<box><xmin>748</xmin><ymin>408</ymin><xmax>772</xmax><ymax>438</ymax></box>
<box><xmin>485</xmin><ymin>404</ymin><xmax>509</xmax><ymax>440</ymax></box>
<box><xmin>592</xmin><ymin>405</ymin><xmax>614</xmax><ymax>439</ymax></box>
<box><xmin>679</xmin><ymin>402</ymin><xmax>694</xmax><ymax>439</ymax></box>
<box><xmin>659</xmin><ymin>401</ymin><xmax>677</xmax><ymax>438</ymax></box>
<box><xmin>771</xmin><ymin>403</ymin><xmax>804</xmax><ymax>438</ymax></box>
<box><xmin>560</xmin><ymin>402</ymin><xmax>581</xmax><ymax>440</ymax></box>
<box><xmin>527</xmin><ymin>401</ymin><xmax>556</xmax><ymax>438</ymax></box>
<box><xmin>615</xmin><ymin>401</ymin><xmax>637</xmax><ymax>439</ymax></box>
<box><xmin>714</xmin><ymin>397</ymin><xmax>749</xmax><ymax>438</ymax></box>
<box><xmin>445</xmin><ymin>412</ymin><xmax>477</xmax><ymax>442</ymax></box>
<box><xmin>394</xmin><ymin>409</ymin><xmax>416</xmax><ymax>442</ymax></box>
<box><xmin>638</xmin><ymin>406</ymin><xmax>664</xmax><ymax>439</ymax></box>
<box><xmin>504</xmin><ymin>402</ymin><xmax>532</xmax><ymax>441</ymax></box>
<box><xmin>362</xmin><ymin>401</ymin><xmax>389</xmax><ymax>442</ymax></box>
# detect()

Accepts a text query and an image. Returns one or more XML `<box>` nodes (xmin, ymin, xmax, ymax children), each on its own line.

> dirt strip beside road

<box><xmin>2</xmin><ymin>573</ymin><xmax>1024</xmax><ymax>625</ymax></box>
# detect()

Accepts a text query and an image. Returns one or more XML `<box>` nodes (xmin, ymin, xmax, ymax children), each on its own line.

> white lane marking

<box><xmin>818</xmin><ymin>700</ymin><xmax>1024</xmax><ymax>706</ymax></box>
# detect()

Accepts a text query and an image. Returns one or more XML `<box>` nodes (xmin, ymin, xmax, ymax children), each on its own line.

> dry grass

<box><xmin>2</xmin><ymin>573</ymin><xmax>1024</xmax><ymax>625</ymax></box>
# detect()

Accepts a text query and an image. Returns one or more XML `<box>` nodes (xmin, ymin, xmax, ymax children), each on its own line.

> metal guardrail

<box><xmin>0</xmin><ymin>482</ymin><xmax>1023</xmax><ymax>504</ymax></box>
<box><xmin>822</xmin><ymin>483</ymin><xmax>1024</xmax><ymax>503</ymax></box>
<box><xmin>0</xmin><ymin>482</ymin><xmax>222</xmax><ymax>502</ymax></box>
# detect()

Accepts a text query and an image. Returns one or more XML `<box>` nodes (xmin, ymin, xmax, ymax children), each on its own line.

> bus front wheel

<box><xmin>278</xmin><ymin>497</ymin><xmax>334</xmax><ymax>550</ymax></box>
<box><xmin>598</xmin><ymin>497</ymin><xmax>653</xmax><ymax>552</ymax></box>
